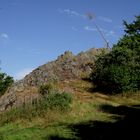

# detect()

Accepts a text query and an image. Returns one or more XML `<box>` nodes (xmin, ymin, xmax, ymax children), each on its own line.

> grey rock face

<box><xmin>0</xmin><ymin>48</ymin><xmax>108</xmax><ymax>111</ymax></box>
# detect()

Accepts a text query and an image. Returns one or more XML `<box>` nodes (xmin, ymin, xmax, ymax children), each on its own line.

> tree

<box><xmin>91</xmin><ymin>15</ymin><xmax>140</xmax><ymax>94</ymax></box>
<box><xmin>0</xmin><ymin>70</ymin><xmax>14</xmax><ymax>96</ymax></box>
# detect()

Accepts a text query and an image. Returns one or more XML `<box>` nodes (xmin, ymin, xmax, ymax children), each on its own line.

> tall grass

<box><xmin>0</xmin><ymin>91</ymin><xmax>72</xmax><ymax>125</ymax></box>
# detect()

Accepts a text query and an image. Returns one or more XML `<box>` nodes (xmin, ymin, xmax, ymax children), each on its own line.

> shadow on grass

<box><xmin>81</xmin><ymin>78</ymin><xmax>113</xmax><ymax>94</ymax></box>
<box><xmin>47</xmin><ymin>104</ymin><xmax>140</xmax><ymax>140</ymax></box>
<box><xmin>91</xmin><ymin>87</ymin><xmax>115</xmax><ymax>95</ymax></box>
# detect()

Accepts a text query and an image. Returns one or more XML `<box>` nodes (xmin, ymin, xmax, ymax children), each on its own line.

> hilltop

<box><xmin>0</xmin><ymin>48</ymin><xmax>108</xmax><ymax>111</ymax></box>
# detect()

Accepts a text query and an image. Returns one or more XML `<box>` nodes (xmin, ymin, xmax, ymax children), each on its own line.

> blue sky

<box><xmin>0</xmin><ymin>0</ymin><xmax>139</xmax><ymax>80</ymax></box>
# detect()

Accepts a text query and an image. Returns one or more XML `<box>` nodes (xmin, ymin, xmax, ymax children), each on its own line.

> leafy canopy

<box><xmin>91</xmin><ymin>15</ymin><xmax>140</xmax><ymax>94</ymax></box>
<box><xmin>0</xmin><ymin>70</ymin><xmax>14</xmax><ymax>96</ymax></box>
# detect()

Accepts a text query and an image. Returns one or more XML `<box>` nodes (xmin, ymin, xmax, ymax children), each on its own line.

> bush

<box><xmin>39</xmin><ymin>82</ymin><xmax>73</xmax><ymax>110</ymax></box>
<box><xmin>91</xmin><ymin>15</ymin><xmax>140</xmax><ymax>94</ymax></box>
<box><xmin>0</xmin><ymin>72</ymin><xmax>14</xmax><ymax>96</ymax></box>
<box><xmin>46</xmin><ymin>92</ymin><xmax>72</xmax><ymax>111</ymax></box>
<box><xmin>39</xmin><ymin>83</ymin><xmax>54</xmax><ymax>96</ymax></box>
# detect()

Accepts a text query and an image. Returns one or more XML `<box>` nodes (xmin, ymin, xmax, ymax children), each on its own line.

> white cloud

<box><xmin>98</xmin><ymin>16</ymin><xmax>112</xmax><ymax>23</ymax></box>
<box><xmin>98</xmin><ymin>29</ymin><xmax>116</xmax><ymax>37</ymax></box>
<box><xmin>84</xmin><ymin>25</ymin><xmax>117</xmax><ymax>39</ymax></box>
<box><xmin>1</xmin><ymin>33</ymin><xmax>9</xmax><ymax>39</ymax></box>
<box><xmin>85</xmin><ymin>25</ymin><xmax>116</xmax><ymax>35</ymax></box>
<box><xmin>72</xmin><ymin>26</ymin><xmax>78</xmax><ymax>31</ymax></box>
<box><xmin>84</xmin><ymin>26</ymin><xmax>108</xmax><ymax>33</ymax></box>
<box><xmin>106</xmin><ymin>30</ymin><xmax>117</xmax><ymax>37</ymax></box>
<box><xmin>109</xmin><ymin>31</ymin><xmax>115</xmax><ymax>35</ymax></box>
<box><xmin>84</xmin><ymin>26</ymin><xmax>97</xmax><ymax>31</ymax></box>
<box><xmin>59</xmin><ymin>9</ymin><xmax>86</xmax><ymax>19</ymax></box>
<box><xmin>64</xmin><ymin>9</ymin><xmax>79</xmax><ymax>16</ymax></box>
<box><xmin>15</xmin><ymin>68</ymin><xmax>34</xmax><ymax>80</ymax></box>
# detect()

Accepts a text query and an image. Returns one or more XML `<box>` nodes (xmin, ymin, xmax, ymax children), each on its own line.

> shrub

<box><xmin>0</xmin><ymin>72</ymin><xmax>14</xmax><ymax>96</ymax></box>
<box><xmin>46</xmin><ymin>92</ymin><xmax>72</xmax><ymax>111</ymax></box>
<box><xmin>91</xmin><ymin>15</ymin><xmax>140</xmax><ymax>94</ymax></box>
<box><xmin>39</xmin><ymin>83</ymin><xmax>54</xmax><ymax>96</ymax></box>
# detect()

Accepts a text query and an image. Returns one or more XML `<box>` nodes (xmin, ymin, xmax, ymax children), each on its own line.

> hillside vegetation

<box><xmin>0</xmin><ymin>16</ymin><xmax>140</xmax><ymax>140</ymax></box>
<box><xmin>91</xmin><ymin>15</ymin><xmax>140</xmax><ymax>93</ymax></box>
<box><xmin>0</xmin><ymin>79</ymin><xmax>140</xmax><ymax>140</ymax></box>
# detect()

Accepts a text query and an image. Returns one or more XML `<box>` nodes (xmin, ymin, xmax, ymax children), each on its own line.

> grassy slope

<box><xmin>0</xmin><ymin>80</ymin><xmax>140</xmax><ymax>140</ymax></box>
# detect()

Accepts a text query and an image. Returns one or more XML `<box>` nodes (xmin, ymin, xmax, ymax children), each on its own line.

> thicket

<box><xmin>91</xmin><ymin>15</ymin><xmax>140</xmax><ymax>94</ymax></box>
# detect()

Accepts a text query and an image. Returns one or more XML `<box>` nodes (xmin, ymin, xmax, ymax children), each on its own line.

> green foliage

<box><xmin>39</xmin><ymin>91</ymin><xmax>72</xmax><ymax>112</ymax></box>
<box><xmin>46</xmin><ymin>92</ymin><xmax>72</xmax><ymax>111</ymax></box>
<box><xmin>91</xmin><ymin>15</ymin><xmax>140</xmax><ymax>94</ymax></box>
<box><xmin>0</xmin><ymin>91</ymin><xmax>72</xmax><ymax>124</ymax></box>
<box><xmin>39</xmin><ymin>83</ymin><xmax>54</xmax><ymax>96</ymax></box>
<box><xmin>38</xmin><ymin>82</ymin><xmax>72</xmax><ymax>111</ymax></box>
<box><xmin>0</xmin><ymin>71</ymin><xmax>14</xmax><ymax>96</ymax></box>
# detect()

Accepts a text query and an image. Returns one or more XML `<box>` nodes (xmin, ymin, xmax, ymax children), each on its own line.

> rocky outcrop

<box><xmin>0</xmin><ymin>48</ymin><xmax>108</xmax><ymax>111</ymax></box>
